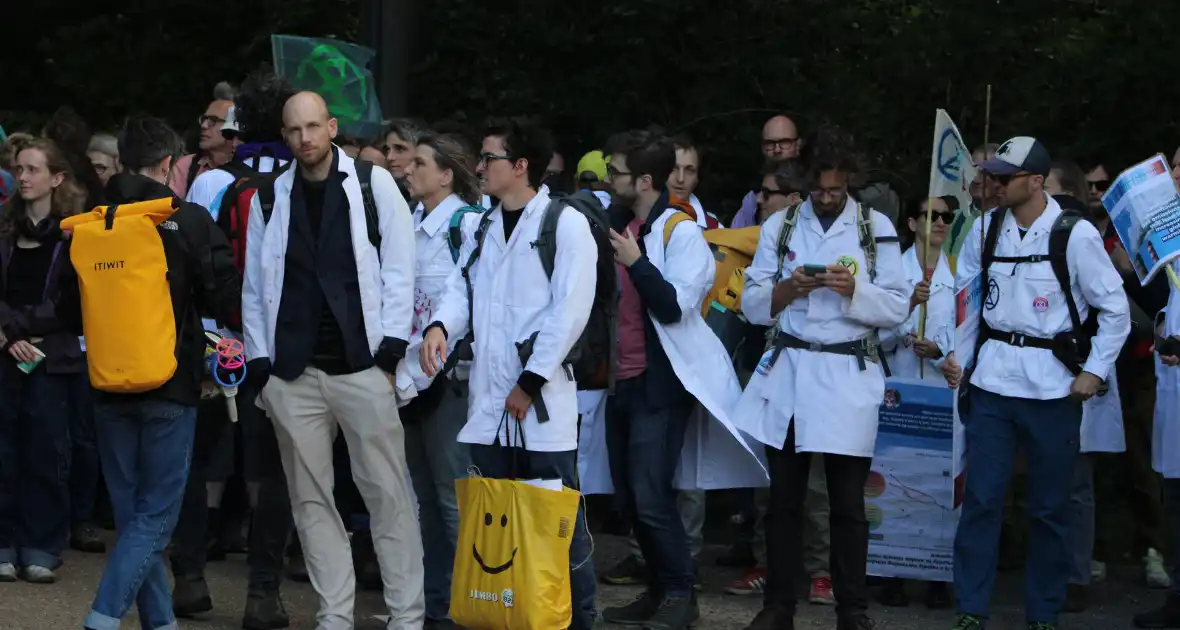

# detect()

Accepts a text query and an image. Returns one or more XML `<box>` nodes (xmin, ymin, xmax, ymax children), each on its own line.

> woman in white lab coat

<box><xmin>876</xmin><ymin>197</ymin><xmax>956</xmax><ymax>609</ymax></box>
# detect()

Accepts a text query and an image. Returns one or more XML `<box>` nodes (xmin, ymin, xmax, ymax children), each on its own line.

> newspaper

<box><xmin>1102</xmin><ymin>154</ymin><xmax>1180</xmax><ymax>285</ymax></box>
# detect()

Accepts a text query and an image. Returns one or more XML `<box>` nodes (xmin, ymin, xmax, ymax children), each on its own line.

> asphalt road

<box><xmin>0</xmin><ymin>532</ymin><xmax>1164</xmax><ymax>629</ymax></box>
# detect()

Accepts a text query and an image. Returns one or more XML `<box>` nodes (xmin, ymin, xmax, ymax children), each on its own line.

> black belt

<box><xmin>984</xmin><ymin>328</ymin><xmax>1055</xmax><ymax>350</ymax></box>
<box><xmin>767</xmin><ymin>332</ymin><xmax>877</xmax><ymax>371</ymax></box>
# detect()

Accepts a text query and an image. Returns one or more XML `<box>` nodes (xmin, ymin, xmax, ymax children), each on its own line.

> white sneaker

<box><xmin>1146</xmin><ymin>548</ymin><xmax>1172</xmax><ymax>588</ymax></box>
<box><xmin>1090</xmin><ymin>560</ymin><xmax>1107</xmax><ymax>583</ymax></box>
<box><xmin>21</xmin><ymin>565</ymin><xmax>55</xmax><ymax>584</ymax></box>
<box><xmin>0</xmin><ymin>563</ymin><xmax>16</xmax><ymax>582</ymax></box>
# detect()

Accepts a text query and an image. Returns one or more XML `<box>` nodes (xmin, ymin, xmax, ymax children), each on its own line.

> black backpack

<box><xmin>447</xmin><ymin>191</ymin><xmax>618</xmax><ymax>391</ymax></box>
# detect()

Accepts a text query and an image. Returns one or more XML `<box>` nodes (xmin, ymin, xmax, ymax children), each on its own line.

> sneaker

<box><xmin>1091</xmin><ymin>560</ymin><xmax>1107</xmax><ymax>583</ymax></box>
<box><xmin>925</xmin><ymin>582</ymin><xmax>952</xmax><ymax>610</ymax></box>
<box><xmin>1134</xmin><ymin>594</ymin><xmax>1180</xmax><ymax>628</ymax></box>
<box><xmin>0</xmin><ymin>563</ymin><xmax>16</xmax><ymax>582</ymax></box>
<box><xmin>70</xmin><ymin>523</ymin><xmax>107</xmax><ymax>553</ymax></box>
<box><xmin>21</xmin><ymin>565</ymin><xmax>55</xmax><ymax>584</ymax></box>
<box><xmin>809</xmin><ymin>576</ymin><xmax>836</xmax><ymax>605</ymax></box>
<box><xmin>1064</xmin><ymin>584</ymin><xmax>1088</xmax><ymax>613</ymax></box>
<box><xmin>725</xmin><ymin>567</ymin><xmax>766</xmax><ymax>596</ymax></box>
<box><xmin>242</xmin><ymin>593</ymin><xmax>290</xmax><ymax>630</ymax></box>
<box><xmin>877</xmin><ymin>578</ymin><xmax>909</xmax><ymax>607</ymax></box>
<box><xmin>1147</xmin><ymin>549</ymin><xmax>1173</xmax><ymax>589</ymax></box>
<box><xmin>716</xmin><ymin>541</ymin><xmax>758</xmax><ymax>568</ymax></box>
<box><xmin>173</xmin><ymin>578</ymin><xmax>213</xmax><ymax>617</ymax></box>
<box><xmin>642</xmin><ymin>594</ymin><xmax>698</xmax><ymax>630</ymax></box>
<box><xmin>952</xmin><ymin>614</ymin><xmax>985</xmax><ymax>629</ymax></box>
<box><xmin>602</xmin><ymin>591</ymin><xmax>659</xmax><ymax>626</ymax></box>
<box><xmin>743</xmin><ymin>607</ymin><xmax>793</xmax><ymax>630</ymax></box>
<box><xmin>602</xmin><ymin>555</ymin><xmax>649</xmax><ymax>586</ymax></box>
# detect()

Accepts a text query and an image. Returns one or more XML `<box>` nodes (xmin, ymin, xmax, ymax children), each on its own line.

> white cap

<box><xmin>221</xmin><ymin>106</ymin><xmax>240</xmax><ymax>136</ymax></box>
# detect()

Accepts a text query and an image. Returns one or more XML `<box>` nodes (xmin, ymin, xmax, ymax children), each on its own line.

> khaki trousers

<box><xmin>262</xmin><ymin>366</ymin><xmax>424</xmax><ymax>630</ymax></box>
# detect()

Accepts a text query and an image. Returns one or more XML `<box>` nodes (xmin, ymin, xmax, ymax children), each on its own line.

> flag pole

<box><xmin>918</xmin><ymin>197</ymin><xmax>935</xmax><ymax>379</ymax></box>
<box><xmin>979</xmin><ymin>85</ymin><xmax>992</xmax><ymax>255</ymax></box>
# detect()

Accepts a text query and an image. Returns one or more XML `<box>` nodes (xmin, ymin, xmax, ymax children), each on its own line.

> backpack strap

<box><xmin>773</xmin><ymin>203</ymin><xmax>802</xmax><ymax>283</ymax></box>
<box><xmin>447</xmin><ymin>205</ymin><xmax>486</xmax><ymax>264</ymax></box>
<box><xmin>662</xmin><ymin>211</ymin><xmax>693</xmax><ymax>248</ymax></box>
<box><xmin>965</xmin><ymin>208</ymin><xmax>1008</xmax><ymax>374</ymax></box>
<box><xmin>355</xmin><ymin>160</ymin><xmax>380</xmax><ymax>249</ymax></box>
<box><xmin>1049</xmin><ymin>210</ymin><xmax>1085</xmax><ymax>335</ymax></box>
<box><xmin>440</xmin><ymin>210</ymin><xmax>496</xmax><ymax>379</ymax></box>
<box><xmin>855</xmin><ymin>202</ymin><xmax>900</xmax><ymax>282</ymax></box>
<box><xmin>536</xmin><ymin>199</ymin><xmax>565</xmax><ymax>281</ymax></box>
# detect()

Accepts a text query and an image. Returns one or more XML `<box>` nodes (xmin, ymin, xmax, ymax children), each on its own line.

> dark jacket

<box><xmin>0</xmin><ymin>235</ymin><xmax>85</xmax><ymax>375</ymax></box>
<box><xmin>272</xmin><ymin>159</ymin><xmax>372</xmax><ymax>380</ymax></box>
<box><xmin>609</xmin><ymin>189</ymin><xmax>693</xmax><ymax>406</ymax></box>
<box><xmin>59</xmin><ymin>173</ymin><xmax>241</xmax><ymax>406</ymax></box>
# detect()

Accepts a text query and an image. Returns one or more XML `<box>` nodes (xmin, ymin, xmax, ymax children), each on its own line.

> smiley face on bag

<box><xmin>473</xmin><ymin>511</ymin><xmax>518</xmax><ymax>574</ymax></box>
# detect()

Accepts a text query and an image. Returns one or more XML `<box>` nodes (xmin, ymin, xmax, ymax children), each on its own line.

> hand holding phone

<box><xmin>802</xmin><ymin>264</ymin><xmax>828</xmax><ymax>276</ymax></box>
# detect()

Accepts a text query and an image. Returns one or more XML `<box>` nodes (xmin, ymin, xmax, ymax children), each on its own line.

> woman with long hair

<box><xmin>398</xmin><ymin>132</ymin><xmax>480</xmax><ymax>624</ymax></box>
<box><xmin>0</xmin><ymin>137</ymin><xmax>87</xmax><ymax>584</ymax></box>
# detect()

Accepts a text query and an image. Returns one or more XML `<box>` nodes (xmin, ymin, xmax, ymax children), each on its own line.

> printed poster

<box><xmin>868</xmin><ymin>378</ymin><xmax>958</xmax><ymax>582</ymax></box>
<box><xmin>1102</xmin><ymin>154</ymin><xmax>1180</xmax><ymax>285</ymax></box>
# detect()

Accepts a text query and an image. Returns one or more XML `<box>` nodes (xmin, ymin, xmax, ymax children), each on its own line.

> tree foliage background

<box><xmin>3</xmin><ymin>0</ymin><xmax>1178</xmax><ymax>215</ymax></box>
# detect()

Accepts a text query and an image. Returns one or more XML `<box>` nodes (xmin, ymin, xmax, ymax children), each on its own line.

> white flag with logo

<box><xmin>928</xmin><ymin>109</ymin><xmax>977</xmax><ymax>217</ymax></box>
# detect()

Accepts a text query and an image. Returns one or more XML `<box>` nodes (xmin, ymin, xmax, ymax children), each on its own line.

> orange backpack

<box><xmin>61</xmin><ymin>198</ymin><xmax>179</xmax><ymax>393</ymax></box>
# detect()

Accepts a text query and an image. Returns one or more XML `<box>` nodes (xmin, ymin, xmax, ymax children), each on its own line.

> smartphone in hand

<box><xmin>802</xmin><ymin>264</ymin><xmax>827</xmax><ymax>276</ymax></box>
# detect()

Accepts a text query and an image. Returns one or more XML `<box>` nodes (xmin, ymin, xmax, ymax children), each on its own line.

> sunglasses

<box><xmin>992</xmin><ymin>172</ymin><xmax>1034</xmax><ymax>186</ymax></box>
<box><xmin>1088</xmin><ymin>179</ymin><xmax>1111</xmax><ymax>192</ymax></box>
<box><xmin>759</xmin><ymin>186</ymin><xmax>795</xmax><ymax>198</ymax></box>
<box><xmin>919</xmin><ymin>210</ymin><xmax>956</xmax><ymax>224</ymax></box>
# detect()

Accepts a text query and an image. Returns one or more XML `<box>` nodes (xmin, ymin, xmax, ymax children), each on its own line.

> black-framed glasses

<box><xmin>606</xmin><ymin>165</ymin><xmax>635</xmax><ymax>181</ymax></box>
<box><xmin>479</xmin><ymin>152</ymin><xmax>513</xmax><ymax>166</ymax></box>
<box><xmin>762</xmin><ymin>137</ymin><xmax>799</xmax><ymax>151</ymax></box>
<box><xmin>198</xmin><ymin>114</ymin><xmax>226</xmax><ymax>128</ymax></box>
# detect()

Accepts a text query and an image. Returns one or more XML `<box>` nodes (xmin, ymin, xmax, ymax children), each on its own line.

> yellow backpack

<box><xmin>61</xmin><ymin>198</ymin><xmax>179</xmax><ymax>393</ymax></box>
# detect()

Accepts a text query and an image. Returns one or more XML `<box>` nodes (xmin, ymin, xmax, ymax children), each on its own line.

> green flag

<box><xmin>272</xmin><ymin>35</ymin><xmax>384</xmax><ymax>139</ymax></box>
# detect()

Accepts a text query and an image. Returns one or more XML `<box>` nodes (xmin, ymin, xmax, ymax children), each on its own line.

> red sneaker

<box><xmin>809</xmin><ymin>576</ymin><xmax>837</xmax><ymax>605</ymax></box>
<box><xmin>724</xmin><ymin>567</ymin><xmax>767</xmax><ymax>596</ymax></box>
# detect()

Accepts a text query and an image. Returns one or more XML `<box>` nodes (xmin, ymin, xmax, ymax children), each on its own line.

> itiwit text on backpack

<box><xmin>61</xmin><ymin>198</ymin><xmax>181</xmax><ymax>393</ymax></box>
<box><xmin>959</xmin><ymin>207</ymin><xmax>1095</xmax><ymax>412</ymax></box>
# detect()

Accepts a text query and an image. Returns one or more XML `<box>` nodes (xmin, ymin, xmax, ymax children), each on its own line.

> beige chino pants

<box><xmin>262</xmin><ymin>366</ymin><xmax>424</xmax><ymax>630</ymax></box>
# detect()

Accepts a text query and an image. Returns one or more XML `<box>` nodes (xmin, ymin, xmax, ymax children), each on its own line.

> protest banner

<box><xmin>928</xmin><ymin>109</ymin><xmax>978</xmax><ymax>275</ymax></box>
<box><xmin>950</xmin><ymin>274</ymin><xmax>981</xmax><ymax>513</ymax></box>
<box><xmin>1102</xmin><ymin>154</ymin><xmax>1180</xmax><ymax>286</ymax></box>
<box><xmin>868</xmin><ymin>378</ymin><xmax>958</xmax><ymax>582</ymax></box>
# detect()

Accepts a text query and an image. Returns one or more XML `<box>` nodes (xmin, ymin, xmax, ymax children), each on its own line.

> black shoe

<box><xmin>602</xmin><ymin>591</ymin><xmax>660</xmax><ymax>626</ymax></box>
<box><xmin>602</xmin><ymin>556</ymin><xmax>649</xmax><ymax>586</ymax></box>
<box><xmin>716</xmin><ymin>541</ymin><xmax>758</xmax><ymax>569</ymax></box>
<box><xmin>743</xmin><ymin>606</ymin><xmax>793</xmax><ymax>630</ymax></box>
<box><xmin>924</xmin><ymin>582</ymin><xmax>952</xmax><ymax>610</ymax></box>
<box><xmin>242</xmin><ymin>593</ymin><xmax>290</xmax><ymax>630</ymax></box>
<box><xmin>876</xmin><ymin>578</ymin><xmax>909</xmax><ymax>607</ymax></box>
<box><xmin>286</xmin><ymin>553</ymin><xmax>309</xmax><ymax>583</ymax></box>
<box><xmin>1135</xmin><ymin>594</ymin><xmax>1180</xmax><ymax>629</ymax></box>
<box><xmin>643</xmin><ymin>594</ymin><xmax>698</xmax><ymax>630</ymax></box>
<box><xmin>70</xmin><ymin>523</ymin><xmax>107</xmax><ymax>553</ymax></box>
<box><xmin>1064</xmin><ymin>584</ymin><xmax>1088</xmax><ymax>613</ymax></box>
<box><xmin>173</xmin><ymin>578</ymin><xmax>213</xmax><ymax>617</ymax></box>
<box><xmin>837</xmin><ymin>615</ymin><xmax>876</xmax><ymax>630</ymax></box>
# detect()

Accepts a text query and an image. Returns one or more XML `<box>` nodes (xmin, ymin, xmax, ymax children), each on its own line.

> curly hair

<box><xmin>234</xmin><ymin>65</ymin><xmax>295</xmax><ymax>143</ymax></box>
<box><xmin>800</xmin><ymin>124</ymin><xmax>867</xmax><ymax>189</ymax></box>
<box><xmin>0</xmin><ymin>138</ymin><xmax>86</xmax><ymax>239</ymax></box>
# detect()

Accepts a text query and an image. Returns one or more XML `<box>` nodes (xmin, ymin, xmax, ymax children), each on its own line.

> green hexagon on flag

<box><xmin>272</xmin><ymin>34</ymin><xmax>384</xmax><ymax>139</ymax></box>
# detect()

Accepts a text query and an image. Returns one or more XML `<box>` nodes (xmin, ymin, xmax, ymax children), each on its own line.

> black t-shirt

<box><xmin>301</xmin><ymin>177</ymin><xmax>349</xmax><ymax>373</ymax></box>
<box><xmin>4</xmin><ymin>242</ymin><xmax>55</xmax><ymax>307</ymax></box>
<box><xmin>502</xmin><ymin>206</ymin><xmax>524</xmax><ymax>241</ymax></box>
<box><xmin>303</xmin><ymin>178</ymin><xmax>328</xmax><ymax>238</ymax></box>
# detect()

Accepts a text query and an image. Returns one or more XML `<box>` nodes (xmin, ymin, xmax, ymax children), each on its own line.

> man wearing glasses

<box><xmin>732</xmin><ymin>115</ymin><xmax>802</xmax><ymax>228</ymax></box>
<box><xmin>169</xmin><ymin>82</ymin><xmax>237</xmax><ymax>198</ymax></box>
<box><xmin>941</xmin><ymin>137</ymin><xmax>1130</xmax><ymax>630</ymax></box>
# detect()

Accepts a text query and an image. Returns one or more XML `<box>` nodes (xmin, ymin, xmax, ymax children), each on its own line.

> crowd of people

<box><xmin>2</xmin><ymin>64</ymin><xmax>1180</xmax><ymax>630</ymax></box>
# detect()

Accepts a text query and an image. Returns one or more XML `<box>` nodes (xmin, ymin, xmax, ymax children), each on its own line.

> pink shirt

<box><xmin>616</xmin><ymin>217</ymin><xmax>647</xmax><ymax>380</ymax></box>
<box><xmin>168</xmin><ymin>153</ymin><xmax>214</xmax><ymax>199</ymax></box>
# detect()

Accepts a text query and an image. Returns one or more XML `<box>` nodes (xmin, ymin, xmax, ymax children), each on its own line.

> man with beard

<box><xmin>241</xmin><ymin>92</ymin><xmax>423</xmax><ymax>629</ymax></box>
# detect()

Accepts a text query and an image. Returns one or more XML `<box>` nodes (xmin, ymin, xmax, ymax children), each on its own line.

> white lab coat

<box><xmin>241</xmin><ymin>147</ymin><xmax>415</xmax><ymax>368</ymax></box>
<box><xmin>1155</xmin><ymin>274</ymin><xmax>1180</xmax><ymax>477</ymax></box>
<box><xmin>575</xmin><ymin>390</ymin><xmax>613</xmax><ymax>494</ymax></box>
<box><xmin>1081</xmin><ymin>368</ymin><xmax>1124</xmax><ymax>453</ymax></box>
<box><xmin>880</xmin><ymin>247</ymin><xmax>954</xmax><ymax>384</ymax></box>
<box><xmin>393</xmin><ymin>194</ymin><xmax>473</xmax><ymax>405</ymax></box>
<box><xmin>432</xmin><ymin>187</ymin><xmax>597</xmax><ymax>452</ymax></box>
<box><xmin>954</xmin><ymin>196</ymin><xmax>1130</xmax><ymax>400</ymax></box>
<box><xmin>636</xmin><ymin>209</ymin><xmax>768</xmax><ymax>490</ymax></box>
<box><xmin>733</xmin><ymin>198</ymin><xmax>911</xmax><ymax>458</ymax></box>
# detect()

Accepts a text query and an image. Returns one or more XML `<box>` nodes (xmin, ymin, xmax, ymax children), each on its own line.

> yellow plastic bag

<box><xmin>450</xmin><ymin>475</ymin><xmax>581</xmax><ymax>630</ymax></box>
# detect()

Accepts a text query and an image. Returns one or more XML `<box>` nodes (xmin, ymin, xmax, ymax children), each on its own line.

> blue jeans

<box><xmin>85</xmin><ymin>400</ymin><xmax>196</xmax><ymax>630</ymax></box>
<box><xmin>470</xmin><ymin>443</ymin><xmax>597</xmax><ymax>630</ymax></box>
<box><xmin>0</xmin><ymin>361</ymin><xmax>72</xmax><ymax>569</ymax></box>
<box><xmin>404</xmin><ymin>381</ymin><xmax>471</xmax><ymax>620</ymax></box>
<box><xmin>70</xmin><ymin>366</ymin><xmax>100</xmax><ymax>526</ymax></box>
<box><xmin>606</xmin><ymin>375</ymin><xmax>694</xmax><ymax>597</ymax></box>
<box><xmin>954</xmin><ymin>386</ymin><xmax>1080</xmax><ymax>625</ymax></box>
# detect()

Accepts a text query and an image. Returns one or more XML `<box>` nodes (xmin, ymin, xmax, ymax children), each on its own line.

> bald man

<box><xmin>732</xmin><ymin>115</ymin><xmax>803</xmax><ymax>228</ymax></box>
<box><xmin>241</xmin><ymin>90</ymin><xmax>423</xmax><ymax>629</ymax></box>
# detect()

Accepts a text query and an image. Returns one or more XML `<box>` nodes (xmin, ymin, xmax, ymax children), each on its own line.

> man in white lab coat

<box><xmin>733</xmin><ymin>126</ymin><xmax>911</xmax><ymax>630</ymax></box>
<box><xmin>420</xmin><ymin>119</ymin><xmax>599</xmax><ymax>630</ymax></box>
<box><xmin>941</xmin><ymin>137</ymin><xmax>1130</xmax><ymax>630</ymax></box>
